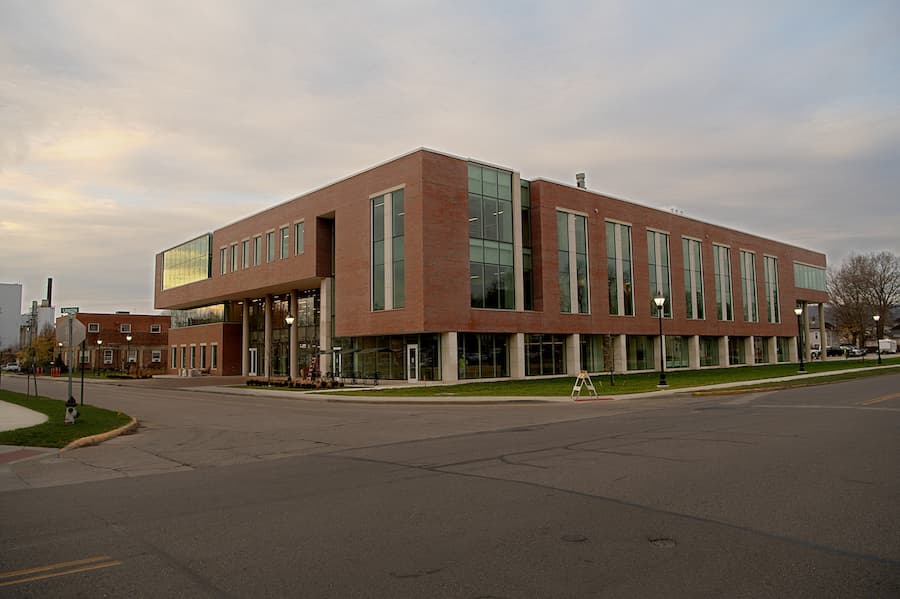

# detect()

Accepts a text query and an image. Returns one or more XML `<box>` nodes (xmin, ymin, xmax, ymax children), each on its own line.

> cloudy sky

<box><xmin>2</xmin><ymin>0</ymin><xmax>898</xmax><ymax>314</ymax></box>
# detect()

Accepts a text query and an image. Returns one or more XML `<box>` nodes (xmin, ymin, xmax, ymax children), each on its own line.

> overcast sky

<box><xmin>2</xmin><ymin>0</ymin><xmax>898</xmax><ymax>315</ymax></box>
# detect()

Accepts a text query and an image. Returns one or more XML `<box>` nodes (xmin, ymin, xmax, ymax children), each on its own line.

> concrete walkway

<box><xmin>0</xmin><ymin>400</ymin><xmax>47</xmax><ymax>432</ymax></box>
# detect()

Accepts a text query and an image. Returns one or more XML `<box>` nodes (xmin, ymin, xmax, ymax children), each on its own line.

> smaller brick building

<box><xmin>55</xmin><ymin>312</ymin><xmax>172</xmax><ymax>372</ymax></box>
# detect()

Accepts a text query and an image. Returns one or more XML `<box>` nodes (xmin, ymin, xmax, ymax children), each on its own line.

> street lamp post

<box><xmin>653</xmin><ymin>292</ymin><xmax>667</xmax><ymax>387</ymax></box>
<box><xmin>96</xmin><ymin>339</ymin><xmax>103</xmax><ymax>374</ymax></box>
<box><xmin>794</xmin><ymin>306</ymin><xmax>806</xmax><ymax>374</ymax></box>
<box><xmin>125</xmin><ymin>334</ymin><xmax>132</xmax><ymax>373</ymax></box>
<box><xmin>285</xmin><ymin>313</ymin><xmax>295</xmax><ymax>383</ymax></box>
<box><xmin>873</xmin><ymin>314</ymin><xmax>882</xmax><ymax>365</ymax></box>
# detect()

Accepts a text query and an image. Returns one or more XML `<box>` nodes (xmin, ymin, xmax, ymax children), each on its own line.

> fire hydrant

<box><xmin>64</xmin><ymin>397</ymin><xmax>79</xmax><ymax>424</ymax></box>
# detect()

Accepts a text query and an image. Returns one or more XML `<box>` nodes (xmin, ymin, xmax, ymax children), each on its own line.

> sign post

<box><xmin>57</xmin><ymin>308</ymin><xmax>83</xmax><ymax>405</ymax></box>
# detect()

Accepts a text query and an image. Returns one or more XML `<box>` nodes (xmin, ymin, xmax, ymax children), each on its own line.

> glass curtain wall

<box><xmin>607</xmin><ymin>222</ymin><xmax>634</xmax><ymax>316</ymax></box>
<box><xmin>458</xmin><ymin>333</ymin><xmax>509</xmax><ymax>379</ymax></box>
<box><xmin>740</xmin><ymin>250</ymin><xmax>758</xmax><ymax>322</ymax></box>
<box><xmin>683</xmin><ymin>238</ymin><xmax>704</xmax><ymax>319</ymax></box>
<box><xmin>647</xmin><ymin>230</ymin><xmax>672</xmax><ymax>317</ymax></box>
<box><xmin>469</xmin><ymin>164</ymin><xmax>515</xmax><ymax>310</ymax></box>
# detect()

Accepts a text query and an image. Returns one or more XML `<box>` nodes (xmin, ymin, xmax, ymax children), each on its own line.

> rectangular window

<box><xmin>151</xmin><ymin>350</ymin><xmax>161</xmax><ymax>363</ymax></box>
<box><xmin>524</xmin><ymin>334</ymin><xmax>566</xmax><ymax>376</ymax></box>
<box><xmin>171</xmin><ymin>346</ymin><xmax>177</xmax><ymax>367</ymax></box>
<box><xmin>521</xmin><ymin>180</ymin><xmax>534</xmax><ymax>311</ymax></box>
<box><xmin>458</xmin><ymin>333</ymin><xmax>510</xmax><ymax>379</ymax></box>
<box><xmin>626</xmin><ymin>336</ymin><xmax>654</xmax><ymax>370</ymax></box>
<box><xmin>740</xmin><ymin>250</ymin><xmax>758</xmax><ymax>322</ymax></box>
<box><xmin>392</xmin><ymin>190</ymin><xmax>405</xmax><ymax>308</ymax></box>
<box><xmin>607</xmin><ymin>221</ymin><xmax>634</xmax><ymax>316</ymax></box>
<box><xmin>372</xmin><ymin>196</ymin><xmax>385</xmax><ymax>310</ymax></box>
<box><xmin>230</xmin><ymin>243</ymin><xmax>238</xmax><ymax>272</ymax></box>
<box><xmin>794</xmin><ymin>263</ymin><xmax>825</xmax><ymax>291</ymax></box>
<box><xmin>728</xmin><ymin>337</ymin><xmax>746</xmax><ymax>365</ymax></box>
<box><xmin>161</xmin><ymin>233</ymin><xmax>213</xmax><ymax>290</ymax></box>
<box><xmin>280</xmin><ymin>226</ymin><xmax>289</xmax><ymax>259</ymax></box>
<box><xmin>469</xmin><ymin>164</ymin><xmax>515</xmax><ymax>310</ymax></box>
<box><xmin>683</xmin><ymin>238</ymin><xmax>705</xmax><ymax>319</ymax></box>
<box><xmin>180</xmin><ymin>346</ymin><xmax>186</xmax><ymax>369</ymax></box>
<box><xmin>190</xmin><ymin>346</ymin><xmax>196</xmax><ymax>369</ymax></box>
<box><xmin>200</xmin><ymin>345</ymin><xmax>207</xmax><ymax>369</ymax></box>
<box><xmin>294</xmin><ymin>221</ymin><xmax>305</xmax><ymax>255</ymax></box>
<box><xmin>253</xmin><ymin>236</ymin><xmax>262</xmax><ymax>266</ymax></box>
<box><xmin>120</xmin><ymin>323</ymin><xmax>131</xmax><ymax>333</ymax></box>
<box><xmin>665</xmin><ymin>336</ymin><xmax>690</xmax><ymax>369</ymax></box>
<box><xmin>150</xmin><ymin>324</ymin><xmax>161</xmax><ymax>334</ymax></box>
<box><xmin>103</xmin><ymin>349</ymin><xmax>113</xmax><ymax>365</ymax></box>
<box><xmin>211</xmin><ymin>344</ymin><xmax>218</xmax><ymax>369</ymax></box>
<box><xmin>647</xmin><ymin>230</ymin><xmax>672</xmax><ymax>317</ymax></box>
<box><xmin>266</xmin><ymin>231</ymin><xmax>275</xmax><ymax>262</ymax></box>
<box><xmin>88</xmin><ymin>323</ymin><xmax>100</xmax><ymax>333</ymax></box>
<box><xmin>127</xmin><ymin>349</ymin><xmax>137</xmax><ymax>363</ymax></box>
<box><xmin>79</xmin><ymin>350</ymin><xmax>89</xmax><ymax>364</ymax></box>
<box><xmin>753</xmin><ymin>337</ymin><xmax>769</xmax><ymax>363</ymax></box>
<box><xmin>242</xmin><ymin>240</ymin><xmax>250</xmax><ymax>268</ymax></box>
<box><xmin>558</xmin><ymin>211</ymin><xmax>589</xmax><ymax>313</ymax></box>
<box><xmin>220</xmin><ymin>247</ymin><xmax>227</xmax><ymax>275</ymax></box>
<box><xmin>699</xmin><ymin>336</ymin><xmax>719</xmax><ymax>366</ymax></box>
<box><xmin>764</xmin><ymin>256</ymin><xmax>780</xmax><ymax>323</ymax></box>
<box><xmin>713</xmin><ymin>245</ymin><xmax>733</xmax><ymax>321</ymax></box>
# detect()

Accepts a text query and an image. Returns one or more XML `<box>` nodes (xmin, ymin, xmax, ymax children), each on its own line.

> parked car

<box><xmin>1</xmin><ymin>362</ymin><xmax>19</xmax><ymax>372</ymax></box>
<box><xmin>826</xmin><ymin>346</ymin><xmax>844</xmax><ymax>357</ymax></box>
<box><xmin>840</xmin><ymin>345</ymin><xmax>866</xmax><ymax>357</ymax></box>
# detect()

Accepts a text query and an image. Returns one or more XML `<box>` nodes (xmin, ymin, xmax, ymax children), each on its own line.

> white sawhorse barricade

<box><xmin>570</xmin><ymin>371</ymin><xmax>599</xmax><ymax>399</ymax></box>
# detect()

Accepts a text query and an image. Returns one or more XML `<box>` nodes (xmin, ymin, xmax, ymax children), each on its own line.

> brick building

<box><xmin>56</xmin><ymin>312</ymin><xmax>172</xmax><ymax>372</ymax></box>
<box><xmin>154</xmin><ymin>148</ymin><xmax>828</xmax><ymax>381</ymax></box>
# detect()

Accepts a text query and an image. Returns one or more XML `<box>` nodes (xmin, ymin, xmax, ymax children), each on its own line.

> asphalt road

<box><xmin>1</xmin><ymin>374</ymin><xmax>898</xmax><ymax>597</ymax></box>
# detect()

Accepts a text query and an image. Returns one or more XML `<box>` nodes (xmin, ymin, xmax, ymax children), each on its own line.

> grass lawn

<box><xmin>325</xmin><ymin>356</ymin><xmax>900</xmax><ymax>397</ymax></box>
<box><xmin>0</xmin><ymin>390</ymin><xmax>132</xmax><ymax>448</ymax></box>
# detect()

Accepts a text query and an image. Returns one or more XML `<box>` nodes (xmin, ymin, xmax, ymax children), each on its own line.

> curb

<box><xmin>60</xmin><ymin>416</ymin><xmax>139</xmax><ymax>453</ymax></box>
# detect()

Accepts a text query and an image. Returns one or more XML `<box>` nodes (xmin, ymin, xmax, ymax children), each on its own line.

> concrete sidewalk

<box><xmin>0</xmin><ymin>400</ymin><xmax>47</xmax><ymax>432</ymax></box>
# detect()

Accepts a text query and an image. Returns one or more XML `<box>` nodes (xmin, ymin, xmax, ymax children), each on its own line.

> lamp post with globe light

<box><xmin>873</xmin><ymin>314</ymin><xmax>882</xmax><ymax>365</ymax></box>
<box><xmin>794</xmin><ymin>306</ymin><xmax>806</xmax><ymax>374</ymax></box>
<box><xmin>654</xmin><ymin>291</ymin><xmax>667</xmax><ymax>387</ymax></box>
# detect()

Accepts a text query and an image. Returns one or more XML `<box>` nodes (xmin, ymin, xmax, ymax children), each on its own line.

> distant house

<box><xmin>55</xmin><ymin>312</ymin><xmax>172</xmax><ymax>371</ymax></box>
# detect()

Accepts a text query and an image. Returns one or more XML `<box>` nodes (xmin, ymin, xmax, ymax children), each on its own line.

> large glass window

<box><xmin>242</xmin><ymin>240</ymin><xmax>250</xmax><ymax>268</ymax></box>
<box><xmin>728</xmin><ymin>337</ymin><xmax>746</xmax><ymax>365</ymax></box>
<box><xmin>253</xmin><ymin>236</ymin><xmax>261</xmax><ymax>266</ymax></box>
<box><xmin>280</xmin><ymin>226</ymin><xmax>290</xmax><ymax>259</ymax></box>
<box><xmin>626</xmin><ymin>336</ymin><xmax>653</xmax><ymax>370</ymax></box>
<box><xmin>266</xmin><ymin>231</ymin><xmax>275</xmax><ymax>263</ymax></box>
<box><xmin>521</xmin><ymin>180</ymin><xmax>534</xmax><ymax>311</ymax></box>
<box><xmin>458</xmin><ymin>333</ymin><xmax>509</xmax><ymax>379</ymax></box>
<box><xmin>580</xmin><ymin>335</ymin><xmax>606</xmax><ymax>372</ymax></box>
<box><xmin>371</xmin><ymin>189</ymin><xmax>404</xmax><ymax>310</ymax></box>
<box><xmin>162</xmin><ymin>234</ymin><xmax>213</xmax><ymax>289</ymax></box>
<box><xmin>469</xmin><ymin>163</ymin><xmax>514</xmax><ymax>310</ymax></box>
<box><xmin>230</xmin><ymin>243</ymin><xmax>238</xmax><ymax>273</ymax></box>
<box><xmin>776</xmin><ymin>337</ymin><xmax>790</xmax><ymax>362</ymax></box>
<box><xmin>764</xmin><ymin>256</ymin><xmax>780</xmax><ymax>323</ymax></box>
<box><xmin>713</xmin><ymin>245</ymin><xmax>733</xmax><ymax>321</ymax></box>
<box><xmin>607</xmin><ymin>221</ymin><xmax>634</xmax><ymax>316</ymax></box>
<box><xmin>558</xmin><ymin>211</ymin><xmax>589</xmax><ymax>314</ymax></box>
<box><xmin>294</xmin><ymin>222</ymin><xmax>305</xmax><ymax>255</ymax></box>
<box><xmin>647</xmin><ymin>230</ymin><xmax>671</xmax><ymax>317</ymax></box>
<box><xmin>740</xmin><ymin>250</ymin><xmax>758</xmax><ymax>322</ymax></box>
<box><xmin>665</xmin><ymin>336</ymin><xmax>689</xmax><ymax>368</ymax></box>
<box><xmin>754</xmin><ymin>336</ymin><xmax>770</xmax><ymax>363</ymax></box>
<box><xmin>699</xmin><ymin>336</ymin><xmax>719</xmax><ymax>366</ymax></box>
<box><xmin>683</xmin><ymin>238</ymin><xmax>705</xmax><ymax>319</ymax></box>
<box><xmin>794</xmin><ymin>263</ymin><xmax>825</xmax><ymax>291</ymax></box>
<box><xmin>525</xmin><ymin>334</ymin><xmax>566</xmax><ymax>376</ymax></box>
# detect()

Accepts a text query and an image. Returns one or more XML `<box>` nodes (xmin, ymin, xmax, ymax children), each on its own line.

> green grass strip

<box><xmin>0</xmin><ymin>390</ymin><xmax>132</xmax><ymax>448</ymax></box>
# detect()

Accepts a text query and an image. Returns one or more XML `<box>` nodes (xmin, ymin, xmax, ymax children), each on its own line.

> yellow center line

<box><xmin>859</xmin><ymin>392</ymin><xmax>900</xmax><ymax>406</ymax></box>
<box><xmin>0</xmin><ymin>560</ymin><xmax>122</xmax><ymax>588</ymax></box>
<box><xmin>0</xmin><ymin>555</ymin><xmax>112</xmax><ymax>580</ymax></box>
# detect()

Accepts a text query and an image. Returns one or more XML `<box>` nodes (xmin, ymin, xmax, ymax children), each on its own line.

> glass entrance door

<box><xmin>407</xmin><ymin>344</ymin><xmax>419</xmax><ymax>383</ymax></box>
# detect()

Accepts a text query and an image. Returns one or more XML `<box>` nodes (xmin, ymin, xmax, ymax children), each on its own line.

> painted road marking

<box><xmin>859</xmin><ymin>392</ymin><xmax>900</xmax><ymax>406</ymax></box>
<box><xmin>0</xmin><ymin>555</ymin><xmax>121</xmax><ymax>588</ymax></box>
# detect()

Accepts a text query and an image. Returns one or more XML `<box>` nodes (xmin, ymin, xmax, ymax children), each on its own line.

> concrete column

<box><xmin>509</xmin><ymin>333</ymin><xmax>526</xmax><ymax>379</ymax></box>
<box><xmin>768</xmin><ymin>336</ymin><xmax>778</xmax><ymax>363</ymax></box>
<box><xmin>566</xmin><ymin>333</ymin><xmax>581</xmax><ymax>376</ymax></box>
<box><xmin>241</xmin><ymin>300</ymin><xmax>250</xmax><ymax>376</ymax></box>
<box><xmin>264</xmin><ymin>295</ymin><xmax>272</xmax><ymax>378</ymax></box>
<box><xmin>689</xmin><ymin>335</ymin><xmax>701</xmax><ymax>369</ymax></box>
<box><xmin>289</xmin><ymin>290</ymin><xmax>298</xmax><ymax>380</ymax></box>
<box><xmin>745</xmin><ymin>337</ymin><xmax>756</xmax><ymax>366</ymax></box>
<box><xmin>512</xmin><ymin>172</ymin><xmax>524</xmax><ymax>312</ymax></box>
<box><xmin>720</xmin><ymin>336</ymin><xmax>731</xmax><ymax>367</ymax></box>
<box><xmin>613</xmin><ymin>334</ymin><xmax>627</xmax><ymax>372</ymax></box>
<box><xmin>803</xmin><ymin>303</ymin><xmax>811</xmax><ymax>362</ymax></box>
<box><xmin>789</xmin><ymin>336</ymin><xmax>799</xmax><ymax>362</ymax></box>
<box><xmin>441</xmin><ymin>332</ymin><xmax>459</xmax><ymax>383</ymax></box>
<box><xmin>653</xmin><ymin>334</ymin><xmax>665</xmax><ymax>372</ymax></box>
<box><xmin>320</xmin><ymin>277</ymin><xmax>333</xmax><ymax>375</ymax></box>
<box><xmin>818</xmin><ymin>303</ymin><xmax>826</xmax><ymax>361</ymax></box>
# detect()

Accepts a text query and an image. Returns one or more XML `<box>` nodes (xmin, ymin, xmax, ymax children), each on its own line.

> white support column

<box><xmin>745</xmin><ymin>337</ymin><xmax>756</xmax><ymax>366</ymax></box>
<box><xmin>789</xmin><ymin>336</ymin><xmax>799</xmax><ymax>362</ymax></box>
<box><xmin>509</xmin><ymin>333</ymin><xmax>526</xmax><ymax>379</ymax></box>
<box><xmin>720</xmin><ymin>336</ymin><xmax>731</xmax><ymax>367</ymax></box>
<box><xmin>241</xmin><ymin>300</ymin><xmax>250</xmax><ymax>376</ymax></box>
<box><xmin>768</xmin><ymin>336</ymin><xmax>778</xmax><ymax>364</ymax></box>
<box><xmin>566</xmin><ymin>333</ymin><xmax>580</xmax><ymax>376</ymax></box>
<box><xmin>320</xmin><ymin>277</ymin><xmax>333</xmax><ymax>375</ymax></box>
<box><xmin>613</xmin><ymin>334</ymin><xmax>627</xmax><ymax>373</ymax></box>
<box><xmin>441</xmin><ymin>332</ymin><xmax>459</xmax><ymax>383</ymax></box>
<box><xmin>818</xmin><ymin>303</ymin><xmax>826</xmax><ymax>361</ymax></box>
<box><xmin>512</xmin><ymin>172</ymin><xmax>524</xmax><ymax>312</ymax></box>
<box><xmin>289</xmin><ymin>290</ymin><xmax>298</xmax><ymax>380</ymax></box>
<box><xmin>264</xmin><ymin>295</ymin><xmax>272</xmax><ymax>379</ymax></box>
<box><xmin>689</xmin><ymin>335</ymin><xmax>701</xmax><ymax>369</ymax></box>
<box><xmin>803</xmin><ymin>303</ymin><xmax>811</xmax><ymax>363</ymax></box>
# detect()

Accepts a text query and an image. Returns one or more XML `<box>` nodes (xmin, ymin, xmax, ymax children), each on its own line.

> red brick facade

<box><xmin>56</xmin><ymin>312</ymin><xmax>172</xmax><ymax>371</ymax></box>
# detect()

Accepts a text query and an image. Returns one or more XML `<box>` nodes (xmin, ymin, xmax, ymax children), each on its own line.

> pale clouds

<box><xmin>1</xmin><ymin>0</ymin><xmax>898</xmax><ymax>313</ymax></box>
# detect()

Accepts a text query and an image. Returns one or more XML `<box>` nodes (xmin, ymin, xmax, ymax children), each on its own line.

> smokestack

<box><xmin>46</xmin><ymin>277</ymin><xmax>53</xmax><ymax>306</ymax></box>
<box><xmin>576</xmin><ymin>173</ymin><xmax>586</xmax><ymax>189</ymax></box>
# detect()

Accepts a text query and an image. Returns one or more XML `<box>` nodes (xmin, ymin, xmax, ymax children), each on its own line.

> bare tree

<box><xmin>828</xmin><ymin>252</ymin><xmax>900</xmax><ymax>345</ymax></box>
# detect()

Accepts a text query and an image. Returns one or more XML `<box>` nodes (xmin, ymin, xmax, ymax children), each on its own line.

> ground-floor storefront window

<box><xmin>729</xmin><ymin>336</ymin><xmax>747</xmax><ymax>365</ymax></box>
<box><xmin>525</xmin><ymin>334</ymin><xmax>566</xmax><ymax>376</ymax></box>
<box><xmin>666</xmin><ymin>336</ymin><xmax>690</xmax><ymax>368</ymax></box>
<box><xmin>776</xmin><ymin>337</ymin><xmax>791</xmax><ymax>362</ymax></box>
<box><xmin>700</xmin><ymin>336</ymin><xmax>719</xmax><ymax>367</ymax></box>
<box><xmin>335</xmin><ymin>334</ymin><xmax>440</xmax><ymax>381</ymax></box>
<box><xmin>754</xmin><ymin>336</ymin><xmax>770</xmax><ymax>363</ymax></box>
<box><xmin>579</xmin><ymin>334</ymin><xmax>606</xmax><ymax>373</ymax></box>
<box><xmin>458</xmin><ymin>333</ymin><xmax>508</xmax><ymax>379</ymax></box>
<box><xmin>626</xmin><ymin>335</ymin><xmax>654</xmax><ymax>370</ymax></box>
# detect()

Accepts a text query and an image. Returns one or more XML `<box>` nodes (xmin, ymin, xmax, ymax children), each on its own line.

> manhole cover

<box><xmin>649</xmin><ymin>537</ymin><xmax>676</xmax><ymax>548</ymax></box>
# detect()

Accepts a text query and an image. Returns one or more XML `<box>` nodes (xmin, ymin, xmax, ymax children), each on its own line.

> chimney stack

<box><xmin>576</xmin><ymin>173</ymin><xmax>586</xmax><ymax>189</ymax></box>
<box><xmin>46</xmin><ymin>277</ymin><xmax>53</xmax><ymax>306</ymax></box>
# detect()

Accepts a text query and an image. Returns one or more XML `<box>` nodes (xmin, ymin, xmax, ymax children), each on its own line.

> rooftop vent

<box><xmin>575</xmin><ymin>173</ymin><xmax>586</xmax><ymax>189</ymax></box>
